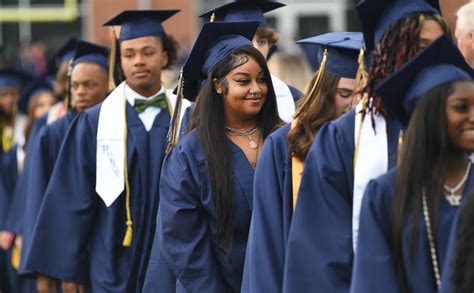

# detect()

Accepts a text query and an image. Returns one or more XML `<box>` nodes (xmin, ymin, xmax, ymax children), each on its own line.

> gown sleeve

<box><xmin>241</xmin><ymin>135</ymin><xmax>287</xmax><ymax>292</ymax></box>
<box><xmin>22</xmin><ymin>113</ymin><xmax>96</xmax><ymax>284</ymax></box>
<box><xmin>283</xmin><ymin>121</ymin><xmax>354</xmax><ymax>292</ymax></box>
<box><xmin>18</xmin><ymin>124</ymin><xmax>61</xmax><ymax>274</ymax></box>
<box><xmin>350</xmin><ymin>178</ymin><xmax>400</xmax><ymax>293</ymax></box>
<box><xmin>157</xmin><ymin>143</ymin><xmax>227</xmax><ymax>292</ymax></box>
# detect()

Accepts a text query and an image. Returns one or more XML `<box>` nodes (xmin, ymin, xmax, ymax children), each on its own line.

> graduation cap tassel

<box><xmin>108</xmin><ymin>27</ymin><xmax>118</xmax><ymax>92</ymax></box>
<box><xmin>64</xmin><ymin>58</ymin><xmax>73</xmax><ymax>113</ymax></box>
<box><xmin>210</xmin><ymin>12</ymin><xmax>216</xmax><ymax>22</ymax></box>
<box><xmin>294</xmin><ymin>48</ymin><xmax>328</xmax><ymax>119</ymax></box>
<box><xmin>166</xmin><ymin>68</ymin><xmax>184</xmax><ymax>154</ymax></box>
<box><xmin>122</xmin><ymin>96</ymin><xmax>133</xmax><ymax>247</ymax></box>
<box><xmin>352</xmin><ymin>48</ymin><xmax>368</xmax><ymax>108</ymax></box>
<box><xmin>397</xmin><ymin>130</ymin><xmax>404</xmax><ymax>165</ymax></box>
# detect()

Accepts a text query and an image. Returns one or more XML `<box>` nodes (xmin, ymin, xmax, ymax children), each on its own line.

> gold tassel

<box><xmin>122</xmin><ymin>221</ymin><xmax>133</xmax><ymax>247</ymax></box>
<box><xmin>108</xmin><ymin>27</ymin><xmax>118</xmax><ymax>91</ymax></box>
<box><xmin>351</xmin><ymin>48</ymin><xmax>368</xmax><ymax>108</ymax></box>
<box><xmin>11</xmin><ymin>242</ymin><xmax>20</xmax><ymax>270</ymax></box>
<box><xmin>64</xmin><ymin>58</ymin><xmax>73</xmax><ymax>113</ymax></box>
<box><xmin>294</xmin><ymin>48</ymin><xmax>328</xmax><ymax>119</ymax></box>
<box><xmin>122</xmin><ymin>86</ymin><xmax>133</xmax><ymax>247</ymax></box>
<box><xmin>397</xmin><ymin>130</ymin><xmax>404</xmax><ymax>165</ymax></box>
<box><xmin>166</xmin><ymin>68</ymin><xmax>184</xmax><ymax>153</ymax></box>
<box><xmin>210</xmin><ymin>12</ymin><xmax>216</xmax><ymax>22</ymax></box>
<box><xmin>353</xmin><ymin>92</ymin><xmax>369</xmax><ymax>170</ymax></box>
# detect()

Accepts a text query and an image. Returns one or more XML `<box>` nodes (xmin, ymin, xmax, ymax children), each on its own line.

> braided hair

<box><xmin>361</xmin><ymin>13</ymin><xmax>449</xmax><ymax>118</ymax></box>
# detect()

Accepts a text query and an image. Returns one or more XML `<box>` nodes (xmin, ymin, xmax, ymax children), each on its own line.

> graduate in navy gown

<box><xmin>15</xmin><ymin>41</ymin><xmax>110</xmax><ymax>291</ymax></box>
<box><xmin>0</xmin><ymin>75</ymin><xmax>56</xmax><ymax>293</ymax></box>
<box><xmin>22</xmin><ymin>10</ymin><xmax>183</xmax><ymax>293</ymax></box>
<box><xmin>241</xmin><ymin>32</ymin><xmax>364</xmax><ymax>293</ymax></box>
<box><xmin>4</xmin><ymin>76</ymin><xmax>59</xmax><ymax>234</ymax></box>
<box><xmin>145</xmin><ymin>21</ymin><xmax>281</xmax><ymax>292</ymax></box>
<box><xmin>351</xmin><ymin>36</ymin><xmax>474</xmax><ymax>292</ymax></box>
<box><xmin>283</xmin><ymin>1</ymin><xmax>449</xmax><ymax>291</ymax></box>
<box><xmin>199</xmin><ymin>0</ymin><xmax>300</xmax><ymax>122</ymax></box>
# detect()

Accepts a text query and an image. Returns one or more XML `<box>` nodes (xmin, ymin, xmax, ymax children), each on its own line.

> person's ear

<box><xmin>213</xmin><ymin>78</ymin><xmax>224</xmax><ymax>95</ymax></box>
<box><xmin>161</xmin><ymin>50</ymin><xmax>169</xmax><ymax>68</ymax></box>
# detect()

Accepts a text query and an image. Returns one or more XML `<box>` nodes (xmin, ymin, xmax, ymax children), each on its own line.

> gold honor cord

<box><xmin>352</xmin><ymin>47</ymin><xmax>370</xmax><ymax>170</ymax></box>
<box><xmin>353</xmin><ymin>93</ymin><xmax>369</xmax><ymax>171</ymax></box>
<box><xmin>108</xmin><ymin>27</ymin><xmax>118</xmax><ymax>92</ymax></box>
<box><xmin>351</xmin><ymin>48</ymin><xmax>368</xmax><ymax>108</ymax></box>
<box><xmin>166</xmin><ymin>68</ymin><xmax>184</xmax><ymax>154</ymax></box>
<box><xmin>294</xmin><ymin>48</ymin><xmax>328</xmax><ymax>119</ymax></box>
<box><xmin>64</xmin><ymin>58</ymin><xmax>73</xmax><ymax>113</ymax></box>
<box><xmin>122</xmin><ymin>85</ymin><xmax>133</xmax><ymax>247</ymax></box>
<box><xmin>1</xmin><ymin>109</ymin><xmax>16</xmax><ymax>151</ymax></box>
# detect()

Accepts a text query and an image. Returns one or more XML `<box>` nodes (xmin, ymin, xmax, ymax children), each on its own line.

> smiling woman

<box><xmin>351</xmin><ymin>36</ymin><xmax>474</xmax><ymax>293</ymax></box>
<box><xmin>146</xmin><ymin>21</ymin><xmax>282</xmax><ymax>292</ymax></box>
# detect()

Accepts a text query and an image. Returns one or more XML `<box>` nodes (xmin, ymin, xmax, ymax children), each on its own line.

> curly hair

<box><xmin>361</xmin><ymin>13</ymin><xmax>449</xmax><ymax>117</ymax></box>
<box><xmin>255</xmin><ymin>27</ymin><xmax>279</xmax><ymax>45</ymax></box>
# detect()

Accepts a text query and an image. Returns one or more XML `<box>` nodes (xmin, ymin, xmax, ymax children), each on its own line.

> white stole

<box><xmin>95</xmin><ymin>82</ymin><xmax>190</xmax><ymax>207</ymax></box>
<box><xmin>352</xmin><ymin>101</ymin><xmax>388</xmax><ymax>252</ymax></box>
<box><xmin>271</xmin><ymin>74</ymin><xmax>295</xmax><ymax>123</ymax></box>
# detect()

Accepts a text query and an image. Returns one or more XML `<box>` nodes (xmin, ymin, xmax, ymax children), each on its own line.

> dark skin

<box><xmin>39</xmin><ymin>37</ymin><xmax>169</xmax><ymax>293</ymax></box>
<box><xmin>120</xmin><ymin>36</ymin><xmax>168</xmax><ymax>97</ymax></box>
<box><xmin>444</xmin><ymin>81</ymin><xmax>474</xmax><ymax>198</ymax></box>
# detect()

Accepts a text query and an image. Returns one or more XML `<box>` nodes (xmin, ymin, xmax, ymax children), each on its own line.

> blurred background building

<box><xmin>0</xmin><ymin>0</ymin><xmax>363</xmax><ymax>91</ymax></box>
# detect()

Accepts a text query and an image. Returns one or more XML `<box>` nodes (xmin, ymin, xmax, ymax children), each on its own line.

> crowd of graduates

<box><xmin>1</xmin><ymin>0</ymin><xmax>474</xmax><ymax>292</ymax></box>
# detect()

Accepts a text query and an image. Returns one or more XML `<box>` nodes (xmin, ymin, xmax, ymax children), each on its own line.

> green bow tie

<box><xmin>133</xmin><ymin>93</ymin><xmax>168</xmax><ymax>113</ymax></box>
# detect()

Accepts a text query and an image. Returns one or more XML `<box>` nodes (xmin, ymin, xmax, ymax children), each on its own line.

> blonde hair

<box><xmin>457</xmin><ymin>1</ymin><xmax>474</xmax><ymax>33</ymax></box>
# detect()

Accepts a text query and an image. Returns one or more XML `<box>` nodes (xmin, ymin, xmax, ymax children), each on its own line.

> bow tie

<box><xmin>133</xmin><ymin>93</ymin><xmax>168</xmax><ymax>113</ymax></box>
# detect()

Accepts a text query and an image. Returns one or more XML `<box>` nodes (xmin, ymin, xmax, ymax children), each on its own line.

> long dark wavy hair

<box><xmin>390</xmin><ymin>82</ymin><xmax>455</xmax><ymax>292</ymax></box>
<box><xmin>190</xmin><ymin>45</ymin><xmax>281</xmax><ymax>249</ymax></box>
<box><xmin>453</xmin><ymin>192</ymin><xmax>474</xmax><ymax>293</ymax></box>
<box><xmin>288</xmin><ymin>71</ymin><xmax>340</xmax><ymax>161</ymax></box>
<box><xmin>361</xmin><ymin>13</ymin><xmax>449</xmax><ymax>117</ymax></box>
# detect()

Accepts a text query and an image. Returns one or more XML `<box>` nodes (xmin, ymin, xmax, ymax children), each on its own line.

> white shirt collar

<box><xmin>125</xmin><ymin>83</ymin><xmax>165</xmax><ymax>106</ymax></box>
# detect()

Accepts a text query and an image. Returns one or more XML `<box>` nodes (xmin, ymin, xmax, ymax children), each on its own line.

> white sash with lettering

<box><xmin>352</xmin><ymin>101</ymin><xmax>387</xmax><ymax>252</ymax></box>
<box><xmin>96</xmin><ymin>81</ymin><xmax>127</xmax><ymax>207</ymax></box>
<box><xmin>95</xmin><ymin>82</ymin><xmax>190</xmax><ymax>207</ymax></box>
<box><xmin>271</xmin><ymin>74</ymin><xmax>295</xmax><ymax>123</ymax></box>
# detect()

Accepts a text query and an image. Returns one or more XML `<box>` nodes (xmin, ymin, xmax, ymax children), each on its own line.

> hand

<box><xmin>0</xmin><ymin>231</ymin><xmax>15</xmax><ymax>250</ymax></box>
<box><xmin>62</xmin><ymin>281</ymin><xmax>85</xmax><ymax>293</ymax></box>
<box><xmin>36</xmin><ymin>275</ymin><xmax>57</xmax><ymax>293</ymax></box>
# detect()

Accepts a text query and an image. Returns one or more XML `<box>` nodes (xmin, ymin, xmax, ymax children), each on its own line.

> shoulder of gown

<box><xmin>351</xmin><ymin>169</ymin><xmax>399</xmax><ymax>293</ymax></box>
<box><xmin>283</xmin><ymin>110</ymin><xmax>356</xmax><ymax>292</ymax></box>
<box><xmin>242</xmin><ymin>123</ymin><xmax>292</xmax><ymax>293</ymax></box>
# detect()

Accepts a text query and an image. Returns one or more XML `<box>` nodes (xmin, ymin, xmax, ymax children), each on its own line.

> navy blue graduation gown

<box><xmin>439</xmin><ymin>210</ymin><xmax>460</xmax><ymax>293</ymax></box>
<box><xmin>5</xmin><ymin>113</ymin><xmax>72</xmax><ymax>235</ymax></box>
<box><xmin>0</xmin><ymin>145</ymin><xmax>18</xmax><ymax>230</ymax></box>
<box><xmin>283</xmin><ymin>109</ymin><xmax>404</xmax><ymax>292</ymax></box>
<box><xmin>150</xmin><ymin>129</ymin><xmax>254</xmax><ymax>292</ymax></box>
<box><xmin>22</xmin><ymin>103</ymin><xmax>170</xmax><ymax>292</ymax></box>
<box><xmin>351</xmin><ymin>168</ymin><xmax>473</xmax><ymax>292</ymax></box>
<box><xmin>241</xmin><ymin>123</ymin><xmax>293</xmax><ymax>292</ymax></box>
<box><xmin>0</xmin><ymin>145</ymin><xmax>37</xmax><ymax>293</ymax></box>
<box><xmin>3</xmin><ymin>113</ymin><xmax>49</xmax><ymax>234</ymax></box>
<box><xmin>17</xmin><ymin>112</ymin><xmax>75</xmax><ymax>274</ymax></box>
